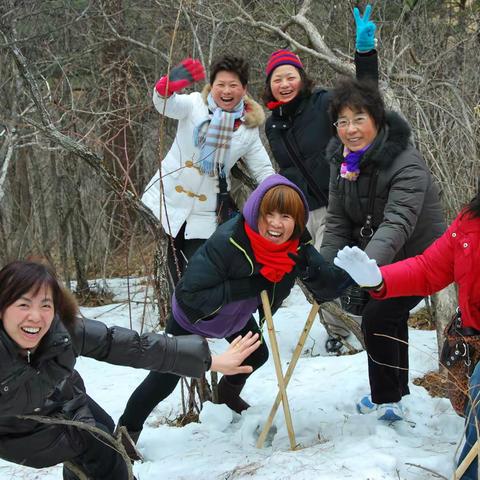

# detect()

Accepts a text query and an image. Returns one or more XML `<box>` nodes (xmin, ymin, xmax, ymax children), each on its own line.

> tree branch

<box><xmin>18</xmin><ymin>414</ymin><xmax>135</xmax><ymax>480</ymax></box>
<box><xmin>3</xmin><ymin>31</ymin><xmax>162</xmax><ymax>239</ymax></box>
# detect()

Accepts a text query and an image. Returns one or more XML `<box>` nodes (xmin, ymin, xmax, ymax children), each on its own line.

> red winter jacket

<box><xmin>372</xmin><ymin>211</ymin><xmax>480</xmax><ymax>329</ymax></box>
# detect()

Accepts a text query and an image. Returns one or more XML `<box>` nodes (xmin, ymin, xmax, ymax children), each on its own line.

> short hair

<box><xmin>262</xmin><ymin>68</ymin><xmax>314</xmax><ymax>106</ymax></box>
<box><xmin>259</xmin><ymin>185</ymin><xmax>306</xmax><ymax>239</ymax></box>
<box><xmin>0</xmin><ymin>261</ymin><xmax>78</xmax><ymax>327</ymax></box>
<box><xmin>329</xmin><ymin>77</ymin><xmax>386</xmax><ymax>130</ymax></box>
<box><xmin>209</xmin><ymin>55</ymin><xmax>249</xmax><ymax>86</ymax></box>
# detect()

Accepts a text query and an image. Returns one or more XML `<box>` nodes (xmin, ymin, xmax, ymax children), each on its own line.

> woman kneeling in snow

<box><xmin>0</xmin><ymin>260</ymin><xmax>259</xmax><ymax>479</ymax></box>
<box><xmin>119</xmin><ymin>174</ymin><xmax>345</xmax><ymax>450</ymax></box>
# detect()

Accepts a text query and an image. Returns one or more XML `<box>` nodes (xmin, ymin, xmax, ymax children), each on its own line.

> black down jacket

<box><xmin>320</xmin><ymin>111</ymin><xmax>446</xmax><ymax>266</ymax></box>
<box><xmin>0</xmin><ymin>316</ymin><xmax>210</xmax><ymax>468</ymax></box>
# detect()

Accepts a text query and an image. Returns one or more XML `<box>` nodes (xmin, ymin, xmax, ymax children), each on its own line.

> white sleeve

<box><xmin>152</xmin><ymin>89</ymin><xmax>196</xmax><ymax>120</ymax></box>
<box><xmin>243</xmin><ymin>129</ymin><xmax>275</xmax><ymax>182</ymax></box>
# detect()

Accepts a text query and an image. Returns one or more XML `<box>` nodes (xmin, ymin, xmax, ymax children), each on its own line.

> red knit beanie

<box><xmin>265</xmin><ymin>49</ymin><xmax>304</xmax><ymax>77</ymax></box>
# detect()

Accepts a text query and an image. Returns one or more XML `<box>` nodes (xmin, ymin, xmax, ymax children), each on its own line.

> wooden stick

<box><xmin>259</xmin><ymin>290</ymin><xmax>298</xmax><ymax>450</ymax></box>
<box><xmin>256</xmin><ymin>301</ymin><xmax>319</xmax><ymax>449</ymax></box>
<box><xmin>455</xmin><ymin>440</ymin><xmax>479</xmax><ymax>479</ymax></box>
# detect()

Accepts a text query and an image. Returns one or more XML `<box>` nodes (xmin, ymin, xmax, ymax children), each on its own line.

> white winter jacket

<box><xmin>142</xmin><ymin>85</ymin><xmax>274</xmax><ymax>239</ymax></box>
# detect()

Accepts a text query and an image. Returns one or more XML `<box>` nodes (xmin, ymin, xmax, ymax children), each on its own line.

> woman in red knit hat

<box><xmin>262</xmin><ymin>5</ymin><xmax>378</xmax><ymax>353</ymax></box>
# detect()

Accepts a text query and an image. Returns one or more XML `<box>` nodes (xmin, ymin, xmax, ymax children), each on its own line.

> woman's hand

<box><xmin>334</xmin><ymin>246</ymin><xmax>383</xmax><ymax>288</ymax></box>
<box><xmin>210</xmin><ymin>332</ymin><xmax>260</xmax><ymax>375</ymax></box>
<box><xmin>155</xmin><ymin>58</ymin><xmax>205</xmax><ymax>97</ymax></box>
<box><xmin>354</xmin><ymin>4</ymin><xmax>376</xmax><ymax>53</ymax></box>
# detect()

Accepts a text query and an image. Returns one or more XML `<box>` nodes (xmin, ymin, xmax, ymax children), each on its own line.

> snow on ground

<box><xmin>0</xmin><ymin>279</ymin><xmax>464</xmax><ymax>479</ymax></box>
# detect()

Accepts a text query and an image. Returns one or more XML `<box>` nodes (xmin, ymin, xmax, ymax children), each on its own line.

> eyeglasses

<box><xmin>333</xmin><ymin>115</ymin><xmax>369</xmax><ymax>129</ymax></box>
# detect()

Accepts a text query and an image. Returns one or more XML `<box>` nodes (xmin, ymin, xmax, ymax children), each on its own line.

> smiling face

<box><xmin>336</xmin><ymin>107</ymin><xmax>378</xmax><ymax>152</ymax></box>
<box><xmin>269</xmin><ymin>65</ymin><xmax>302</xmax><ymax>103</ymax></box>
<box><xmin>2</xmin><ymin>285</ymin><xmax>55</xmax><ymax>350</ymax></box>
<box><xmin>258</xmin><ymin>210</ymin><xmax>296</xmax><ymax>244</ymax></box>
<box><xmin>211</xmin><ymin>70</ymin><xmax>247</xmax><ymax>111</ymax></box>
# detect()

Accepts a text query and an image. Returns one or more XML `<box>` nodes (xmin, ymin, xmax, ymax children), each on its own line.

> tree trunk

<box><xmin>431</xmin><ymin>284</ymin><xmax>458</xmax><ymax>372</ymax></box>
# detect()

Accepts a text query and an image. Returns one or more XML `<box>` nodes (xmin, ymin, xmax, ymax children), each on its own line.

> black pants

<box><xmin>119</xmin><ymin>315</ymin><xmax>269</xmax><ymax>432</ymax></box>
<box><xmin>167</xmin><ymin>223</ymin><xmax>206</xmax><ymax>294</ymax></box>
<box><xmin>63</xmin><ymin>396</ymin><xmax>129</xmax><ymax>480</ymax></box>
<box><xmin>362</xmin><ymin>295</ymin><xmax>423</xmax><ymax>404</ymax></box>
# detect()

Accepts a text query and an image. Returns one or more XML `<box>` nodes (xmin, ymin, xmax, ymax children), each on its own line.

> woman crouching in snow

<box><xmin>118</xmin><ymin>174</ymin><xmax>346</xmax><ymax>451</ymax></box>
<box><xmin>0</xmin><ymin>260</ymin><xmax>259</xmax><ymax>479</ymax></box>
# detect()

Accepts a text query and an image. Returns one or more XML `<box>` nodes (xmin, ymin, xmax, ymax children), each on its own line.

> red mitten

<box><xmin>155</xmin><ymin>58</ymin><xmax>205</xmax><ymax>97</ymax></box>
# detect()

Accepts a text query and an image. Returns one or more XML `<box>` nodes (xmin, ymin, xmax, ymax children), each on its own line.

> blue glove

<box><xmin>354</xmin><ymin>4</ymin><xmax>376</xmax><ymax>53</ymax></box>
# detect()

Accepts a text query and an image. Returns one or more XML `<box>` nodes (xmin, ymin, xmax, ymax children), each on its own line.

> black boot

<box><xmin>216</xmin><ymin>376</ymin><xmax>250</xmax><ymax>414</ymax></box>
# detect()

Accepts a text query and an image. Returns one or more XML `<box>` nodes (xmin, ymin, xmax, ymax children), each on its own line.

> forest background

<box><xmin>0</xmin><ymin>0</ymin><xmax>478</xmax><ymax>325</ymax></box>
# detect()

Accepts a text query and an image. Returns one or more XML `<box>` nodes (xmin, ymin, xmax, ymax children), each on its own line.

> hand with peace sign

<box><xmin>354</xmin><ymin>4</ymin><xmax>376</xmax><ymax>53</ymax></box>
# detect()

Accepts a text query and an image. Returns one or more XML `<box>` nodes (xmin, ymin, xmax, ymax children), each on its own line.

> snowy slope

<box><xmin>0</xmin><ymin>279</ymin><xmax>464</xmax><ymax>479</ymax></box>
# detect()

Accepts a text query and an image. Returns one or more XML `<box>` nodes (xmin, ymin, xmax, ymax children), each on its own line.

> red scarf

<box><xmin>266</xmin><ymin>100</ymin><xmax>285</xmax><ymax>111</ymax></box>
<box><xmin>244</xmin><ymin>221</ymin><xmax>299</xmax><ymax>282</ymax></box>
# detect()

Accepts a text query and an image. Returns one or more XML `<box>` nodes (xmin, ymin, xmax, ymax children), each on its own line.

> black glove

<box><xmin>288</xmin><ymin>245</ymin><xmax>328</xmax><ymax>281</ymax></box>
<box><xmin>290</xmin><ymin>245</ymin><xmax>354</xmax><ymax>303</ymax></box>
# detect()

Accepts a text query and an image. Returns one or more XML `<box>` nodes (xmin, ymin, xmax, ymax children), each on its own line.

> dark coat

<box><xmin>175</xmin><ymin>214</ymin><xmax>325</xmax><ymax>331</ymax></box>
<box><xmin>320</xmin><ymin>111</ymin><xmax>446</xmax><ymax>266</ymax></box>
<box><xmin>265</xmin><ymin>51</ymin><xmax>379</xmax><ymax>211</ymax></box>
<box><xmin>0</xmin><ymin>316</ymin><xmax>210</xmax><ymax>468</ymax></box>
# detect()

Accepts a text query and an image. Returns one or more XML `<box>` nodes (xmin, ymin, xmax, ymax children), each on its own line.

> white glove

<box><xmin>333</xmin><ymin>246</ymin><xmax>383</xmax><ymax>288</ymax></box>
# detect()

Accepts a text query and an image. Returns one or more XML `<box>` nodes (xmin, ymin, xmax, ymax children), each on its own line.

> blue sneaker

<box><xmin>377</xmin><ymin>402</ymin><xmax>404</xmax><ymax>422</ymax></box>
<box><xmin>356</xmin><ymin>395</ymin><xmax>378</xmax><ymax>414</ymax></box>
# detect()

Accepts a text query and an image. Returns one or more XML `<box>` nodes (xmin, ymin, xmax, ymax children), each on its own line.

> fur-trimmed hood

<box><xmin>201</xmin><ymin>84</ymin><xmax>265</xmax><ymax>128</ymax></box>
<box><xmin>326</xmin><ymin>111</ymin><xmax>412</xmax><ymax>170</ymax></box>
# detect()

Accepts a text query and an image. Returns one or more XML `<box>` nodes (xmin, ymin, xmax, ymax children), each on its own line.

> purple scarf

<box><xmin>340</xmin><ymin>144</ymin><xmax>371</xmax><ymax>181</ymax></box>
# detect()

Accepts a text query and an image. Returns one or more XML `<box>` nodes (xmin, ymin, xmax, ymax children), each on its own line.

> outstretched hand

<box><xmin>155</xmin><ymin>58</ymin><xmax>205</xmax><ymax>97</ymax></box>
<box><xmin>210</xmin><ymin>331</ymin><xmax>260</xmax><ymax>375</ymax></box>
<box><xmin>354</xmin><ymin>4</ymin><xmax>376</xmax><ymax>52</ymax></box>
<box><xmin>334</xmin><ymin>246</ymin><xmax>382</xmax><ymax>288</ymax></box>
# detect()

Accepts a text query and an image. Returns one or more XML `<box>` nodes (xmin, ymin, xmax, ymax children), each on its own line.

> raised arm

<box><xmin>354</xmin><ymin>4</ymin><xmax>379</xmax><ymax>84</ymax></box>
<box><xmin>152</xmin><ymin>58</ymin><xmax>205</xmax><ymax>120</ymax></box>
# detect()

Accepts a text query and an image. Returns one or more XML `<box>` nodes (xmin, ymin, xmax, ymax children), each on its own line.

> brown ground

<box><xmin>410</xmin><ymin>306</ymin><xmax>449</xmax><ymax>398</ymax></box>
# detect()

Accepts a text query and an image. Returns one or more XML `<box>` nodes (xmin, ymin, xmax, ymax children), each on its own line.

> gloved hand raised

<box><xmin>354</xmin><ymin>4</ymin><xmax>376</xmax><ymax>53</ymax></box>
<box><xmin>155</xmin><ymin>58</ymin><xmax>205</xmax><ymax>97</ymax></box>
<box><xmin>334</xmin><ymin>246</ymin><xmax>382</xmax><ymax>288</ymax></box>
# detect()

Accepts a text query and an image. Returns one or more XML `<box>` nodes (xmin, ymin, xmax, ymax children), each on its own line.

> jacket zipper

<box><xmin>229</xmin><ymin>237</ymin><xmax>254</xmax><ymax>275</ymax></box>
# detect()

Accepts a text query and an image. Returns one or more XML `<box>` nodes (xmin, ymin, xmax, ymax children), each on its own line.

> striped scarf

<box><xmin>194</xmin><ymin>93</ymin><xmax>244</xmax><ymax>177</ymax></box>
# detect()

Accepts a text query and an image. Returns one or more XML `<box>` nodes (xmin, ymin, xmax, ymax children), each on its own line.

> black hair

<box><xmin>329</xmin><ymin>77</ymin><xmax>386</xmax><ymax>130</ymax></box>
<box><xmin>262</xmin><ymin>68</ymin><xmax>314</xmax><ymax>106</ymax></box>
<box><xmin>0</xmin><ymin>261</ymin><xmax>78</xmax><ymax>327</ymax></box>
<box><xmin>465</xmin><ymin>187</ymin><xmax>480</xmax><ymax>218</ymax></box>
<box><xmin>209</xmin><ymin>55</ymin><xmax>249</xmax><ymax>86</ymax></box>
